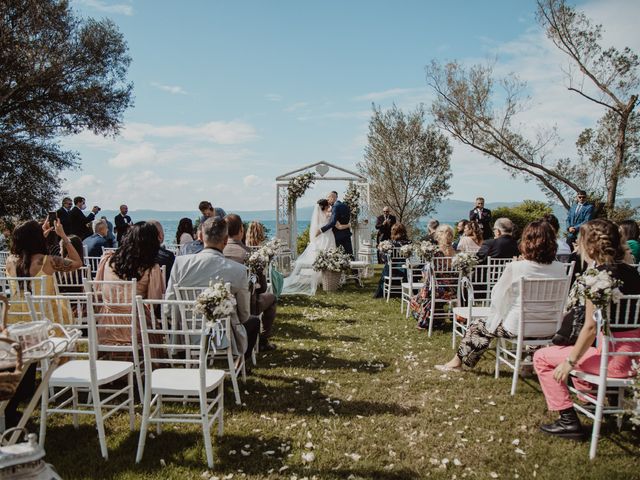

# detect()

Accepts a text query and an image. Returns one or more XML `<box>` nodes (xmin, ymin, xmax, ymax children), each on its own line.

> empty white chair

<box><xmin>495</xmin><ymin>276</ymin><xmax>571</xmax><ymax>395</ymax></box>
<box><xmin>39</xmin><ymin>292</ymin><xmax>135</xmax><ymax>459</ymax></box>
<box><xmin>2</xmin><ymin>277</ymin><xmax>46</xmax><ymax>323</ymax></box>
<box><xmin>569</xmin><ymin>296</ymin><xmax>640</xmax><ymax>459</ymax></box>
<box><xmin>383</xmin><ymin>248</ymin><xmax>406</xmax><ymax>302</ymax></box>
<box><xmin>401</xmin><ymin>261</ymin><xmax>425</xmax><ymax>316</ymax></box>
<box><xmin>53</xmin><ymin>266</ymin><xmax>91</xmax><ymax>295</ymax></box>
<box><xmin>424</xmin><ymin>257</ymin><xmax>459</xmax><ymax>336</ymax></box>
<box><xmin>84</xmin><ymin>256</ymin><xmax>102</xmax><ymax>277</ymax></box>
<box><xmin>84</xmin><ymin>279</ymin><xmax>144</xmax><ymax>399</ymax></box>
<box><xmin>174</xmin><ymin>286</ymin><xmax>245</xmax><ymax>405</ymax></box>
<box><xmin>135</xmin><ymin>297</ymin><xmax>225</xmax><ymax>468</ymax></box>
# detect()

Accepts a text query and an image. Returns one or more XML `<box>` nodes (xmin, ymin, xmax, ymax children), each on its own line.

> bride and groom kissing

<box><xmin>282</xmin><ymin>191</ymin><xmax>352</xmax><ymax>296</ymax></box>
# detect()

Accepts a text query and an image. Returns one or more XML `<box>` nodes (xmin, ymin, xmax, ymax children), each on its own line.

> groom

<box><xmin>316</xmin><ymin>190</ymin><xmax>353</xmax><ymax>256</ymax></box>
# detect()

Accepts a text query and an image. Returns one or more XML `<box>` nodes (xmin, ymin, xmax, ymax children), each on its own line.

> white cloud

<box><xmin>265</xmin><ymin>93</ymin><xmax>283</xmax><ymax>102</ymax></box>
<box><xmin>108</xmin><ymin>143</ymin><xmax>157</xmax><ymax>168</ymax></box>
<box><xmin>121</xmin><ymin>121</ymin><xmax>258</xmax><ymax>144</ymax></box>
<box><xmin>243</xmin><ymin>174</ymin><xmax>262</xmax><ymax>188</ymax></box>
<box><xmin>151</xmin><ymin>82</ymin><xmax>187</xmax><ymax>95</ymax></box>
<box><xmin>284</xmin><ymin>102</ymin><xmax>309</xmax><ymax>112</ymax></box>
<box><xmin>297</xmin><ymin>110</ymin><xmax>371</xmax><ymax>122</ymax></box>
<box><xmin>353</xmin><ymin>87</ymin><xmax>425</xmax><ymax>102</ymax></box>
<box><xmin>67</xmin><ymin>174</ymin><xmax>103</xmax><ymax>191</ymax></box>
<box><xmin>74</xmin><ymin>0</ymin><xmax>133</xmax><ymax>16</ymax></box>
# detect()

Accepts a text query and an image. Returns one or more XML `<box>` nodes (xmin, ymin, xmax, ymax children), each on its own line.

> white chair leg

<box><xmin>217</xmin><ymin>384</ymin><xmax>224</xmax><ymax>436</ymax></box>
<box><xmin>156</xmin><ymin>396</ymin><xmax>163</xmax><ymax>435</ymax></box>
<box><xmin>136</xmin><ymin>390</ymin><xmax>152</xmax><ymax>464</ymax></box>
<box><xmin>228</xmin><ymin>350</ymin><xmax>241</xmax><ymax>405</ymax></box>
<box><xmin>71</xmin><ymin>387</ymin><xmax>79</xmax><ymax>429</ymax></box>
<box><xmin>495</xmin><ymin>342</ymin><xmax>501</xmax><ymax>379</ymax></box>
<box><xmin>39</xmin><ymin>383</ymin><xmax>49</xmax><ymax>447</ymax></box>
<box><xmin>200</xmin><ymin>394</ymin><xmax>214</xmax><ymax>468</ymax></box>
<box><xmin>511</xmin><ymin>353</ymin><xmax>521</xmax><ymax>396</ymax></box>
<box><xmin>590</xmin><ymin>390</ymin><xmax>605</xmax><ymax>459</ymax></box>
<box><xmin>91</xmin><ymin>386</ymin><xmax>108</xmax><ymax>460</ymax></box>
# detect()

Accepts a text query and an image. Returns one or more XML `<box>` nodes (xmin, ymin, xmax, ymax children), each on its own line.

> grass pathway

<box><xmin>45</xmin><ymin>273</ymin><xmax>638</xmax><ymax>479</ymax></box>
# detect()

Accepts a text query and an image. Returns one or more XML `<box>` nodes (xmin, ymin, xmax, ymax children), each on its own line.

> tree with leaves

<box><xmin>0</xmin><ymin>0</ymin><xmax>133</xmax><ymax>220</ymax></box>
<box><xmin>358</xmin><ymin>104</ymin><xmax>452</xmax><ymax>231</ymax></box>
<box><xmin>427</xmin><ymin>0</ymin><xmax>638</xmax><ymax>215</ymax></box>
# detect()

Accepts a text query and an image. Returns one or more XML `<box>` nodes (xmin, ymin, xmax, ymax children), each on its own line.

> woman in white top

<box><xmin>175</xmin><ymin>217</ymin><xmax>195</xmax><ymax>246</ymax></box>
<box><xmin>456</xmin><ymin>220</ymin><xmax>483</xmax><ymax>254</ymax></box>
<box><xmin>436</xmin><ymin>221</ymin><xmax>567</xmax><ymax>372</ymax></box>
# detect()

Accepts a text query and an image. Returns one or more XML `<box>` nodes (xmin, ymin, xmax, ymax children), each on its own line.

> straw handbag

<box><xmin>0</xmin><ymin>295</ymin><xmax>24</xmax><ymax>402</ymax></box>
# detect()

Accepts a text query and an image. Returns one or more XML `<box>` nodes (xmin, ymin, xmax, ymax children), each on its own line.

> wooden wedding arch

<box><xmin>275</xmin><ymin>161</ymin><xmax>371</xmax><ymax>258</ymax></box>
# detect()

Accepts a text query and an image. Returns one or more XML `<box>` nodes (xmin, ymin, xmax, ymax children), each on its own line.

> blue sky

<box><xmin>64</xmin><ymin>0</ymin><xmax>640</xmax><ymax>211</ymax></box>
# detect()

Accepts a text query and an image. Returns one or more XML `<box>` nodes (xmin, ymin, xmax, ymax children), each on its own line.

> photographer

<box><xmin>375</xmin><ymin>207</ymin><xmax>396</xmax><ymax>263</ymax></box>
<box><xmin>69</xmin><ymin>196</ymin><xmax>100</xmax><ymax>239</ymax></box>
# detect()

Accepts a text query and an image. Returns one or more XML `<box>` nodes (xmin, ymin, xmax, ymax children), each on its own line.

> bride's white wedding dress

<box><xmin>282</xmin><ymin>204</ymin><xmax>335</xmax><ymax>296</ymax></box>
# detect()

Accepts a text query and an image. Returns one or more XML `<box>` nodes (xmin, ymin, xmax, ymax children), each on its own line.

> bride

<box><xmin>282</xmin><ymin>198</ymin><xmax>349</xmax><ymax>296</ymax></box>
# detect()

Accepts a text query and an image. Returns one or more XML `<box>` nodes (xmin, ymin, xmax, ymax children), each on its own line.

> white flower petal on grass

<box><xmin>453</xmin><ymin>458</ymin><xmax>463</xmax><ymax>466</ymax></box>
<box><xmin>489</xmin><ymin>473</ymin><xmax>499</xmax><ymax>479</ymax></box>
<box><xmin>302</xmin><ymin>451</ymin><xmax>316</xmax><ymax>463</ymax></box>
<box><xmin>511</xmin><ymin>439</ymin><xmax>520</xmax><ymax>446</ymax></box>
<box><xmin>515</xmin><ymin>448</ymin><xmax>526</xmax><ymax>455</ymax></box>
<box><xmin>345</xmin><ymin>453</ymin><xmax>361</xmax><ymax>461</ymax></box>
<box><xmin>240</xmin><ymin>449</ymin><xmax>250</xmax><ymax>456</ymax></box>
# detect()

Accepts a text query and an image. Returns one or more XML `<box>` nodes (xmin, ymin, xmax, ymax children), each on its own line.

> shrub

<box><xmin>492</xmin><ymin>200</ymin><xmax>553</xmax><ymax>239</ymax></box>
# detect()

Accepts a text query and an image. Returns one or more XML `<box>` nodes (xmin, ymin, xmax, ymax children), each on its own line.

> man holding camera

<box><xmin>375</xmin><ymin>206</ymin><xmax>396</xmax><ymax>263</ymax></box>
<box><xmin>69</xmin><ymin>196</ymin><xmax>100</xmax><ymax>239</ymax></box>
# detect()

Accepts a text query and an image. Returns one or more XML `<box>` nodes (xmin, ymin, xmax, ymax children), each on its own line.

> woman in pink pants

<box><xmin>533</xmin><ymin>219</ymin><xmax>640</xmax><ymax>439</ymax></box>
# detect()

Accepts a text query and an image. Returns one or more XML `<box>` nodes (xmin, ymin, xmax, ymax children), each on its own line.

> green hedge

<box><xmin>492</xmin><ymin>200</ymin><xmax>553</xmax><ymax>239</ymax></box>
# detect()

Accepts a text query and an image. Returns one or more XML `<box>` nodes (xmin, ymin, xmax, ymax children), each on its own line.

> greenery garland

<box><xmin>287</xmin><ymin>172</ymin><xmax>315</xmax><ymax>211</ymax></box>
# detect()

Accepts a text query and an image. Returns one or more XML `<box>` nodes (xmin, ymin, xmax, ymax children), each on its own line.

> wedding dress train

<box><xmin>281</xmin><ymin>204</ymin><xmax>335</xmax><ymax>296</ymax></box>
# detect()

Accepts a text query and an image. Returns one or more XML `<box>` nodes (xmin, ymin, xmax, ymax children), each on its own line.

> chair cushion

<box><xmin>151</xmin><ymin>368</ymin><xmax>225</xmax><ymax>395</ymax></box>
<box><xmin>50</xmin><ymin>360</ymin><xmax>133</xmax><ymax>386</ymax></box>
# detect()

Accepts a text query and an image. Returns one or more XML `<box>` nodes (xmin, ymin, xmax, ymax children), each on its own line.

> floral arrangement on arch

<box><xmin>195</xmin><ymin>280</ymin><xmax>237</xmax><ymax>321</ymax></box>
<box><xmin>343</xmin><ymin>182</ymin><xmax>361</xmax><ymax>224</ymax></box>
<box><xmin>312</xmin><ymin>246</ymin><xmax>352</xmax><ymax>273</ymax></box>
<box><xmin>567</xmin><ymin>268</ymin><xmax>623</xmax><ymax>313</ymax></box>
<box><xmin>287</xmin><ymin>172</ymin><xmax>315</xmax><ymax>211</ymax></box>
<box><xmin>416</xmin><ymin>241</ymin><xmax>439</xmax><ymax>262</ymax></box>
<box><xmin>452</xmin><ymin>252</ymin><xmax>478</xmax><ymax>277</ymax></box>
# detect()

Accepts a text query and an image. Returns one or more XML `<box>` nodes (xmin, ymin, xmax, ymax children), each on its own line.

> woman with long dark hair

<box><xmin>95</xmin><ymin>222</ymin><xmax>164</xmax><ymax>346</ymax></box>
<box><xmin>176</xmin><ymin>217</ymin><xmax>194</xmax><ymax>247</ymax></box>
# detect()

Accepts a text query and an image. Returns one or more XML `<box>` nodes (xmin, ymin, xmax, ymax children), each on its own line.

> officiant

<box><xmin>469</xmin><ymin>197</ymin><xmax>492</xmax><ymax>240</ymax></box>
<box><xmin>375</xmin><ymin>206</ymin><xmax>396</xmax><ymax>263</ymax></box>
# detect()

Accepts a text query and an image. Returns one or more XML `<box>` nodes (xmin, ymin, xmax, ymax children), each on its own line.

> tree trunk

<box><xmin>607</xmin><ymin>95</ymin><xmax>637</xmax><ymax>214</ymax></box>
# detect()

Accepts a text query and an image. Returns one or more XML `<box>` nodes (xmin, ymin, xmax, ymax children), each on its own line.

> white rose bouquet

<box><xmin>399</xmin><ymin>243</ymin><xmax>414</xmax><ymax>258</ymax></box>
<box><xmin>245</xmin><ymin>250</ymin><xmax>269</xmax><ymax>274</ymax></box>
<box><xmin>378</xmin><ymin>240</ymin><xmax>393</xmax><ymax>254</ymax></box>
<box><xmin>313</xmin><ymin>246</ymin><xmax>351</xmax><ymax>273</ymax></box>
<box><xmin>567</xmin><ymin>267</ymin><xmax>623</xmax><ymax>312</ymax></box>
<box><xmin>452</xmin><ymin>253</ymin><xmax>479</xmax><ymax>277</ymax></box>
<box><xmin>262</xmin><ymin>238</ymin><xmax>284</xmax><ymax>260</ymax></box>
<box><xmin>417</xmin><ymin>241</ymin><xmax>439</xmax><ymax>262</ymax></box>
<box><xmin>195</xmin><ymin>280</ymin><xmax>237</xmax><ymax>321</ymax></box>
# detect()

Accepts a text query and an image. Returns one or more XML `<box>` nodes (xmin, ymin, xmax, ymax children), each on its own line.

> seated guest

<box><xmin>101</xmin><ymin>216</ymin><xmax>117</xmax><ymax>247</ymax></box>
<box><xmin>534</xmin><ymin>219</ymin><xmax>640</xmax><ymax>439</ymax></box>
<box><xmin>224</xmin><ymin>214</ymin><xmax>277</xmax><ymax>351</ymax></box>
<box><xmin>456</xmin><ymin>220</ymin><xmax>483</xmax><ymax>254</ymax></box>
<box><xmin>148</xmin><ymin>220</ymin><xmax>175</xmax><ymax>284</ymax></box>
<box><xmin>410</xmin><ymin>225</ymin><xmax>457</xmax><ymax>329</ymax></box>
<box><xmin>83</xmin><ymin>219</ymin><xmax>112</xmax><ymax>257</ymax></box>
<box><xmin>435</xmin><ymin>221</ymin><xmax>566</xmax><ymax>371</ymax></box>
<box><xmin>245</xmin><ymin>221</ymin><xmax>266</xmax><ymax>247</ymax></box>
<box><xmin>166</xmin><ymin>218</ymin><xmax>260</xmax><ymax>363</ymax></box>
<box><xmin>619</xmin><ymin>219</ymin><xmax>639</xmax><ymax>263</ymax></box>
<box><xmin>176</xmin><ymin>217</ymin><xmax>195</xmax><ymax>247</ymax></box>
<box><xmin>453</xmin><ymin>219</ymin><xmax>468</xmax><ymax>250</ymax></box>
<box><xmin>198</xmin><ymin>200</ymin><xmax>226</xmax><ymax>225</ymax></box>
<box><xmin>476</xmin><ymin>217</ymin><xmax>519</xmax><ymax>263</ymax></box>
<box><xmin>542</xmin><ymin>214</ymin><xmax>571</xmax><ymax>261</ymax></box>
<box><xmin>95</xmin><ymin>222</ymin><xmax>165</xmax><ymax>347</ymax></box>
<box><xmin>373</xmin><ymin>223</ymin><xmax>411</xmax><ymax>299</ymax></box>
<box><xmin>179</xmin><ymin>222</ymin><xmax>204</xmax><ymax>256</ymax></box>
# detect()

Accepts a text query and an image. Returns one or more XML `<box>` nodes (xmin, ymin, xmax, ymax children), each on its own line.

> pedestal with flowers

<box><xmin>312</xmin><ymin>246</ymin><xmax>352</xmax><ymax>292</ymax></box>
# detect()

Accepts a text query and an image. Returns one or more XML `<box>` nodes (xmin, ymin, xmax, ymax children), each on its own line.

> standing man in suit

<box><xmin>566</xmin><ymin>190</ymin><xmax>594</xmax><ymax>249</ymax></box>
<box><xmin>469</xmin><ymin>197</ymin><xmax>493</xmax><ymax>240</ymax></box>
<box><xmin>476</xmin><ymin>217</ymin><xmax>519</xmax><ymax>263</ymax></box>
<box><xmin>165</xmin><ymin>217</ymin><xmax>260</xmax><ymax>364</ymax></box>
<box><xmin>317</xmin><ymin>191</ymin><xmax>353</xmax><ymax>257</ymax></box>
<box><xmin>56</xmin><ymin>197</ymin><xmax>73</xmax><ymax>234</ymax></box>
<box><xmin>114</xmin><ymin>204</ymin><xmax>132</xmax><ymax>244</ymax></box>
<box><xmin>69</xmin><ymin>196</ymin><xmax>100</xmax><ymax>239</ymax></box>
<box><xmin>375</xmin><ymin>206</ymin><xmax>396</xmax><ymax>263</ymax></box>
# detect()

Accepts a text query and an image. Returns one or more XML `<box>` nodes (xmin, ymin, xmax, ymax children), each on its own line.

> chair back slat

<box><xmin>54</xmin><ymin>266</ymin><xmax>90</xmax><ymax>295</ymax></box>
<box><xmin>0</xmin><ymin>251</ymin><xmax>9</xmax><ymax>276</ymax></box>
<box><xmin>519</xmin><ymin>277</ymin><xmax>570</xmax><ymax>339</ymax></box>
<box><xmin>84</xmin><ymin>256</ymin><xmax>102</xmax><ymax>277</ymax></box>
<box><xmin>3</xmin><ymin>276</ymin><xmax>47</xmax><ymax>323</ymax></box>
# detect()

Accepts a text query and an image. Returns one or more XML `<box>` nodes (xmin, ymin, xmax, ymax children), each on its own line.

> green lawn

<box><xmin>41</xmin><ymin>271</ymin><xmax>638</xmax><ymax>479</ymax></box>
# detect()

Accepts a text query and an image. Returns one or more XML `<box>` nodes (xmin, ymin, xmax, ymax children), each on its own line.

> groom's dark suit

<box><xmin>321</xmin><ymin>201</ymin><xmax>353</xmax><ymax>256</ymax></box>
